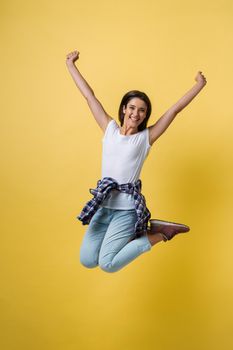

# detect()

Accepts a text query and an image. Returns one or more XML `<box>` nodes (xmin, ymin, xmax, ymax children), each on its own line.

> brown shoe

<box><xmin>149</xmin><ymin>219</ymin><xmax>190</xmax><ymax>242</ymax></box>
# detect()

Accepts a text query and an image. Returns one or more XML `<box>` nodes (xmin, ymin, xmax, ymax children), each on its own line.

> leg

<box><xmin>80</xmin><ymin>207</ymin><xmax>112</xmax><ymax>268</ymax></box>
<box><xmin>98</xmin><ymin>209</ymin><xmax>152</xmax><ymax>273</ymax></box>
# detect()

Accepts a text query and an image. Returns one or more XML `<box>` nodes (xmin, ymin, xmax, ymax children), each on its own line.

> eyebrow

<box><xmin>129</xmin><ymin>104</ymin><xmax>145</xmax><ymax>109</ymax></box>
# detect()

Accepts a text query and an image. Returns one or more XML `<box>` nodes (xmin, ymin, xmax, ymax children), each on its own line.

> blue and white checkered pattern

<box><xmin>77</xmin><ymin>177</ymin><xmax>151</xmax><ymax>237</ymax></box>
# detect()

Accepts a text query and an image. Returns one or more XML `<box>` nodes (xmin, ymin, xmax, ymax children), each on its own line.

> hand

<box><xmin>66</xmin><ymin>50</ymin><xmax>80</xmax><ymax>65</ymax></box>
<box><xmin>195</xmin><ymin>71</ymin><xmax>207</xmax><ymax>86</ymax></box>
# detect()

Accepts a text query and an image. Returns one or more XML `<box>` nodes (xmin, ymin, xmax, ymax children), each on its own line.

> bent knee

<box><xmin>80</xmin><ymin>253</ymin><xmax>98</xmax><ymax>269</ymax></box>
<box><xmin>99</xmin><ymin>260</ymin><xmax>119</xmax><ymax>273</ymax></box>
<box><xmin>80</xmin><ymin>258</ymin><xmax>98</xmax><ymax>269</ymax></box>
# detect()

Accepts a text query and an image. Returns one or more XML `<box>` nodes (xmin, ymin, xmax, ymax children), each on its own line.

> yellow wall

<box><xmin>1</xmin><ymin>0</ymin><xmax>233</xmax><ymax>349</ymax></box>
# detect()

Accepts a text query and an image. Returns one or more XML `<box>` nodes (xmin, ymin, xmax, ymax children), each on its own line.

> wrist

<box><xmin>66</xmin><ymin>60</ymin><xmax>76</xmax><ymax>68</ymax></box>
<box><xmin>196</xmin><ymin>81</ymin><xmax>206</xmax><ymax>89</ymax></box>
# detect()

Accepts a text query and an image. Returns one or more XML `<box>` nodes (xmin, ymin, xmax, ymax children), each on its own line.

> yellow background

<box><xmin>1</xmin><ymin>0</ymin><xmax>233</xmax><ymax>349</ymax></box>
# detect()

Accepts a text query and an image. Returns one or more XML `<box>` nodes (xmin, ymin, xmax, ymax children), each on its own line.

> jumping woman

<box><xmin>66</xmin><ymin>50</ymin><xmax>207</xmax><ymax>273</ymax></box>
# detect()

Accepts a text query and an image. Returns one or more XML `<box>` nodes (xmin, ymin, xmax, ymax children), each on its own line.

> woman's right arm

<box><xmin>66</xmin><ymin>50</ymin><xmax>112</xmax><ymax>131</ymax></box>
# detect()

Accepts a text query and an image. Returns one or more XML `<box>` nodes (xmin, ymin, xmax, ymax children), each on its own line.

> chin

<box><xmin>130</xmin><ymin>119</ymin><xmax>141</xmax><ymax>125</ymax></box>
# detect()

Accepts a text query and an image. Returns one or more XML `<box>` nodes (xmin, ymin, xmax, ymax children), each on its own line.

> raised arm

<box><xmin>66</xmin><ymin>50</ymin><xmax>112</xmax><ymax>132</ymax></box>
<box><xmin>148</xmin><ymin>71</ymin><xmax>207</xmax><ymax>145</ymax></box>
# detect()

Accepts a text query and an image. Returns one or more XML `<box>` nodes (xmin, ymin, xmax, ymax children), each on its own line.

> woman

<box><xmin>66</xmin><ymin>50</ymin><xmax>207</xmax><ymax>273</ymax></box>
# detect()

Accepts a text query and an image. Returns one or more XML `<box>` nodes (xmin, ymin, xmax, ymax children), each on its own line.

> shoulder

<box><xmin>148</xmin><ymin>125</ymin><xmax>156</xmax><ymax>146</ymax></box>
<box><xmin>103</xmin><ymin>118</ymin><xmax>119</xmax><ymax>132</ymax></box>
<box><xmin>102</xmin><ymin>119</ymin><xmax>120</xmax><ymax>140</ymax></box>
<box><xmin>135</xmin><ymin>127</ymin><xmax>153</xmax><ymax>148</ymax></box>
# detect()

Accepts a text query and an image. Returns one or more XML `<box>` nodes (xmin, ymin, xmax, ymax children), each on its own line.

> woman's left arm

<box><xmin>149</xmin><ymin>71</ymin><xmax>207</xmax><ymax>145</ymax></box>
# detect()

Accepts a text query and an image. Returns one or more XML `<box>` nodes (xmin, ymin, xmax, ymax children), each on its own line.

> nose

<box><xmin>132</xmin><ymin>109</ymin><xmax>139</xmax><ymax>117</ymax></box>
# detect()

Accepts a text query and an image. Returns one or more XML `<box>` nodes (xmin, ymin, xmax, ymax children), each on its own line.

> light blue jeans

<box><xmin>80</xmin><ymin>207</ymin><xmax>152</xmax><ymax>273</ymax></box>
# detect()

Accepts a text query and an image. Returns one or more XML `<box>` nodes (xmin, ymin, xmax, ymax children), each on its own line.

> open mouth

<box><xmin>130</xmin><ymin>116</ymin><xmax>140</xmax><ymax>122</ymax></box>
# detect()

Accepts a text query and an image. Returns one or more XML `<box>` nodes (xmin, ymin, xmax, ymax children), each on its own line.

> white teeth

<box><xmin>130</xmin><ymin>116</ymin><xmax>139</xmax><ymax>121</ymax></box>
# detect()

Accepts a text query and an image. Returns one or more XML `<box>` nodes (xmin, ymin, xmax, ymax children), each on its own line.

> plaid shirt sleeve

<box><xmin>77</xmin><ymin>177</ymin><xmax>151</xmax><ymax>237</ymax></box>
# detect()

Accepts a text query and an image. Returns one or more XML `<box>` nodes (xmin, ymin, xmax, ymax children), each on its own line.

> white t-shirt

<box><xmin>101</xmin><ymin>119</ymin><xmax>151</xmax><ymax>209</ymax></box>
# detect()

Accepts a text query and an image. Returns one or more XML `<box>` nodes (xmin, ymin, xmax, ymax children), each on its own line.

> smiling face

<box><xmin>122</xmin><ymin>98</ymin><xmax>148</xmax><ymax>131</ymax></box>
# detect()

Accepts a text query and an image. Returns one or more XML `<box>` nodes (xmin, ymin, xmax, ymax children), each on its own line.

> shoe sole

<box><xmin>150</xmin><ymin>219</ymin><xmax>190</xmax><ymax>230</ymax></box>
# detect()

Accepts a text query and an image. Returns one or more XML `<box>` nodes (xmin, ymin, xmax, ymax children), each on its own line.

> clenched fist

<box><xmin>195</xmin><ymin>71</ymin><xmax>207</xmax><ymax>86</ymax></box>
<box><xmin>66</xmin><ymin>50</ymin><xmax>80</xmax><ymax>65</ymax></box>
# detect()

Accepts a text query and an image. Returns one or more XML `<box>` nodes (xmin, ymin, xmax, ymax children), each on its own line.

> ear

<box><xmin>122</xmin><ymin>105</ymin><xmax>126</xmax><ymax>114</ymax></box>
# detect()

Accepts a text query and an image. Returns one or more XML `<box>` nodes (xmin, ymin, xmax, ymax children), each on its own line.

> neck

<box><xmin>120</xmin><ymin>124</ymin><xmax>138</xmax><ymax>135</ymax></box>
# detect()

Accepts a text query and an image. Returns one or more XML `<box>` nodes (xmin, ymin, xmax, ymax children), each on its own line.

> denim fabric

<box><xmin>80</xmin><ymin>207</ymin><xmax>152</xmax><ymax>273</ymax></box>
<box><xmin>77</xmin><ymin>177</ymin><xmax>151</xmax><ymax>237</ymax></box>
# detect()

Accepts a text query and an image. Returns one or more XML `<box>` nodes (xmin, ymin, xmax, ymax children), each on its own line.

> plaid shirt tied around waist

<box><xmin>77</xmin><ymin>177</ymin><xmax>151</xmax><ymax>237</ymax></box>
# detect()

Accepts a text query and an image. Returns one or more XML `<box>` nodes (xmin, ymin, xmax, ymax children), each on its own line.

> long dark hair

<box><xmin>118</xmin><ymin>90</ymin><xmax>152</xmax><ymax>132</ymax></box>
